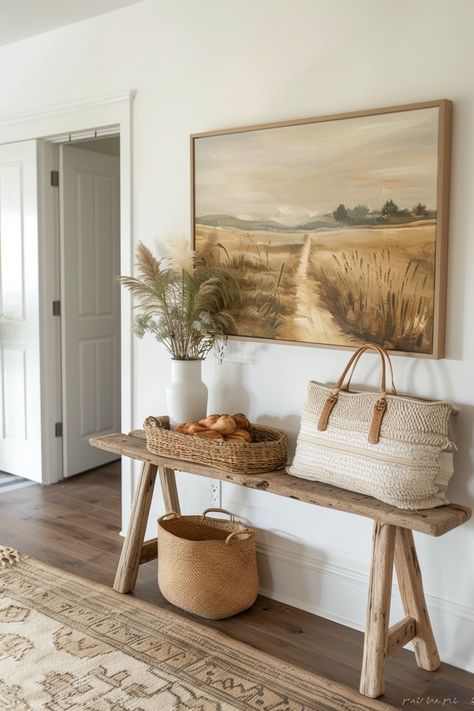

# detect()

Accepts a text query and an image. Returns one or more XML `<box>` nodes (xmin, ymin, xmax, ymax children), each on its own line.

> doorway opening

<box><xmin>0</xmin><ymin>130</ymin><xmax>123</xmax><ymax>487</ymax></box>
<box><xmin>57</xmin><ymin>134</ymin><xmax>122</xmax><ymax>478</ymax></box>
<box><xmin>0</xmin><ymin>91</ymin><xmax>134</xmax><ymax>495</ymax></box>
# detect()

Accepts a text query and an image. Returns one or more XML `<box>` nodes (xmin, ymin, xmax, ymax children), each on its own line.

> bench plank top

<box><xmin>90</xmin><ymin>432</ymin><xmax>471</xmax><ymax>538</ymax></box>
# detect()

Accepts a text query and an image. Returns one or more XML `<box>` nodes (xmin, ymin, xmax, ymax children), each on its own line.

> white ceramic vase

<box><xmin>166</xmin><ymin>359</ymin><xmax>208</xmax><ymax>428</ymax></box>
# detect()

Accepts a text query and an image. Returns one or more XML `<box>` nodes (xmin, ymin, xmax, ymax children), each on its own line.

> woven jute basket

<box><xmin>158</xmin><ymin>508</ymin><xmax>258</xmax><ymax>619</ymax></box>
<box><xmin>144</xmin><ymin>415</ymin><xmax>287</xmax><ymax>474</ymax></box>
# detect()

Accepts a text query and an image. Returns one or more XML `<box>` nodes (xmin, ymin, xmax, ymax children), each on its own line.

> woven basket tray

<box><xmin>144</xmin><ymin>416</ymin><xmax>287</xmax><ymax>475</ymax></box>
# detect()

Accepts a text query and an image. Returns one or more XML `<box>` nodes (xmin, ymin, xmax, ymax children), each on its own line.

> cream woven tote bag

<box><xmin>288</xmin><ymin>344</ymin><xmax>456</xmax><ymax>510</ymax></box>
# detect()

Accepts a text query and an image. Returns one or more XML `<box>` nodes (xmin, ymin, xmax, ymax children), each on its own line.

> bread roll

<box><xmin>209</xmin><ymin>415</ymin><xmax>237</xmax><ymax>434</ymax></box>
<box><xmin>194</xmin><ymin>429</ymin><xmax>223</xmax><ymax>440</ymax></box>
<box><xmin>198</xmin><ymin>414</ymin><xmax>220</xmax><ymax>428</ymax></box>
<box><xmin>225</xmin><ymin>428</ymin><xmax>252</xmax><ymax>443</ymax></box>
<box><xmin>232</xmin><ymin>413</ymin><xmax>251</xmax><ymax>430</ymax></box>
<box><xmin>183</xmin><ymin>422</ymin><xmax>206</xmax><ymax>434</ymax></box>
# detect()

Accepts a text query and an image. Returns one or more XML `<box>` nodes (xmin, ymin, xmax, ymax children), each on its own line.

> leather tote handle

<box><xmin>317</xmin><ymin>344</ymin><xmax>393</xmax><ymax>444</ymax></box>
<box><xmin>335</xmin><ymin>344</ymin><xmax>388</xmax><ymax>393</ymax></box>
<box><xmin>342</xmin><ymin>344</ymin><xmax>397</xmax><ymax>395</ymax></box>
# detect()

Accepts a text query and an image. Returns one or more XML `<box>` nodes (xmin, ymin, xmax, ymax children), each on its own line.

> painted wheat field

<box><xmin>193</xmin><ymin>104</ymin><xmax>445</xmax><ymax>353</ymax></box>
<box><xmin>196</xmin><ymin>220</ymin><xmax>436</xmax><ymax>353</ymax></box>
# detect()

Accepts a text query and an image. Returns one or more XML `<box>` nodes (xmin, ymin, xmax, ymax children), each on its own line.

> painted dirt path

<box><xmin>280</xmin><ymin>234</ymin><xmax>351</xmax><ymax>345</ymax></box>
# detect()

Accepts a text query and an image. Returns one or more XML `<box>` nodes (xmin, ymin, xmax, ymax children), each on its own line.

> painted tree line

<box><xmin>332</xmin><ymin>201</ymin><xmax>434</xmax><ymax>225</ymax></box>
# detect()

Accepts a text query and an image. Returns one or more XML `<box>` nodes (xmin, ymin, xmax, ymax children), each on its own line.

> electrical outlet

<box><xmin>210</xmin><ymin>480</ymin><xmax>222</xmax><ymax>507</ymax></box>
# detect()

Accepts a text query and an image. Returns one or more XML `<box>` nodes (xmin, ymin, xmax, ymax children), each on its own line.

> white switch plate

<box><xmin>210</xmin><ymin>480</ymin><xmax>222</xmax><ymax>507</ymax></box>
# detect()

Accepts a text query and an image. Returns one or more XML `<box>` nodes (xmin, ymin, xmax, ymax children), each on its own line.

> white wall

<box><xmin>1</xmin><ymin>0</ymin><xmax>473</xmax><ymax>671</ymax></box>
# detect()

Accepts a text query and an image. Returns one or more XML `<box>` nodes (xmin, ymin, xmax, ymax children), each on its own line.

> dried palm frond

<box><xmin>135</xmin><ymin>242</ymin><xmax>161</xmax><ymax>285</ymax></box>
<box><xmin>166</xmin><ymin>236</ymin><xmax>194</xmax><ymax>274</ymax></box>
<box><xmin>119</xmin><ymin>240</ymin><xmax>240</xmax><ymax>360</ymax></box>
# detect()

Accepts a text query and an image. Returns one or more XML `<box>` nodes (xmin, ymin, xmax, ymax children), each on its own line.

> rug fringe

<box><xmin>0</xmin><ymin>546</ymin><xmax>20</xmax><ymax>568</ymax></box>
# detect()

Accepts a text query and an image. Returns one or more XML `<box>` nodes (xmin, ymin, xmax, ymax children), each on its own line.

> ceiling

<box><xmin>0</xmin><ymin>0</ymin><xmax>145</xmax><ymax>46</ymax></box>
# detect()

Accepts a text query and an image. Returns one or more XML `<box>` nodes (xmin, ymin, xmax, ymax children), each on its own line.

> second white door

<box><xmin>0</xmin><ymin>140</ymin><xmax>43</xmax><ymax>481</ymax></box>
<box><xmin>60</xmin><ymin>145</ymin><xmax>121</xmax><ymax>477</ymax></box>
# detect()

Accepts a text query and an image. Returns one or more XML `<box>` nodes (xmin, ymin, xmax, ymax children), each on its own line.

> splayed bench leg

<box><xmin>360</xmin><ymin>522</ymin><xmax>396</xmax><ymax>698</ymax></box>
<box><xmin>114</xmin><ymin>462</ymin><xmax>158</xmax><ymax>593</ymax></box>
<box><xmin>394</xmin><ymin>527</ymin><xmax>440</xmax><ymax>671</ymax></box>
<box><xmin>114</xmin><ymin>463</ymin><xmax>182</xmax><ymax>594</ymax></box>
<box><xmin>360</xmin><ymin>522</ymin><xmax>440</xmax><ymax>698</ymax></box>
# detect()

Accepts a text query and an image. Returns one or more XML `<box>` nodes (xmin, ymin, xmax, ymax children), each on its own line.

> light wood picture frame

<box><xmin>191</xmin><ymin>100</ymin><xmax>452</xmax><ymax>358</ymax></box>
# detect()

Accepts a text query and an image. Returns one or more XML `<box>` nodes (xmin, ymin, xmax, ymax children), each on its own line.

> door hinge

<box><xmin>55</xmin><ymin>422</ymin><xmax>63</xmax><ymax>438</ymax></box>
<box><xmin>50</xmin><ymin>170</ymin><xmax>59</xmax><ymax>187</ymax></box>
<box><xmin>52</xmin><ymin>300</ymin><xmax>61</xmax><ymax>316</ymax></box>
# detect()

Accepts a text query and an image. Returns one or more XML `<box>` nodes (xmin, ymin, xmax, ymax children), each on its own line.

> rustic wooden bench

<box><xmin>90</xmin><ymin>431</ymin><xmax>471</xmax><ymax>699</ymax></box>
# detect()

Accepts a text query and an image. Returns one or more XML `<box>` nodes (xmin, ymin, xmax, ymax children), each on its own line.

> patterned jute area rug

<box><xmin>0</xmin><ymin>546</ymin><xmax>390</xmax><ymax>711</ymax></box>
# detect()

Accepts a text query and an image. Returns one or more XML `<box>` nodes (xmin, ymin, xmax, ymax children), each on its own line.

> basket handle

<box><xmin>158</xmin><ymin>511</ymin><xmax>180</xmax><ymax>522</ymax></box>
<box><xmin>225</xmin><ymin>529</ymin><xmax>255</xmax><ymax>545</ymax></box>
<box><xmin>201</xmin><ymin>508</ymin><xmax>235</xmax><ymax>522</ymax></box>
<box><xmin>144</xmin><ymin>416</ymin><xmax>162</xmax><ymax>428</ymax></box>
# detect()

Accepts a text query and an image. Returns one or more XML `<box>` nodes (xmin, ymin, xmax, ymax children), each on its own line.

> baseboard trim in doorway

<box><xmin>0</xmin><ymin>472</ymin><xmax>35</xmax><ymax>493</ymax></box>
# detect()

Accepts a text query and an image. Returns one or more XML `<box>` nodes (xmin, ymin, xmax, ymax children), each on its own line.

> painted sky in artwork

<box><xmin>194</xmin><ymin>107</ymin><xmax>439</xmax><ymax>225</ymax></box>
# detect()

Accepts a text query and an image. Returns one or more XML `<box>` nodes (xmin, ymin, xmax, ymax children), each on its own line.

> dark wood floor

<box><xmin>1</xmin><ymin>463</ymin><xmax>472</xmax><ymax>708</ymax></box>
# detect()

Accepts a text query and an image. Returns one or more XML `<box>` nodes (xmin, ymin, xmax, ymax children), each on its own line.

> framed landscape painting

<box><xmin>191</xmin><ymin>100</ymin><xmax>452</xmax><ymax>357</ymax></box>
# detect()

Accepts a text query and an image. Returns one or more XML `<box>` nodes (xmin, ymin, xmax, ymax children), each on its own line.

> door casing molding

<box><xmin>0</xmin><ymin>91</ymin><xmax>135</xmax><ymax>509</ymax></box>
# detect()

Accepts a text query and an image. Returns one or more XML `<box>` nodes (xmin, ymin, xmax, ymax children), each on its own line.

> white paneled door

<box><xmin>0</xmin><ymin>140</ymin><xmax>43</xmax><ymax>482</ymax></box>
<box><xmin>60</xmin><ymin>145</ymin><xmax>121</xmax><ymax>477</ymax></box>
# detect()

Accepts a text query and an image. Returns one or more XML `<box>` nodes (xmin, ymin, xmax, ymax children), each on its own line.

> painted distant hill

<box><xmin>297</xmin><ymin>217</ymin><xmax>338</xmax><ymax>230</ymax></box>
<box><xmin>196</xmin><ymin>214</ymin><xmax>336</xmax><ymax>232</ymax></box>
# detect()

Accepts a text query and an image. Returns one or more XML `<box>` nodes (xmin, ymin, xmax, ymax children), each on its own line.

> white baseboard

<box><xmin>256</xmin><ymin>541</ymin><xmax>474</xmax><ymax>674</ymax></box>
